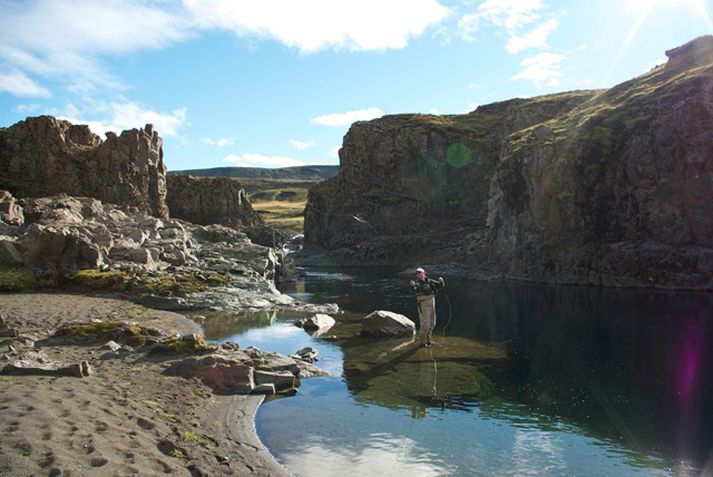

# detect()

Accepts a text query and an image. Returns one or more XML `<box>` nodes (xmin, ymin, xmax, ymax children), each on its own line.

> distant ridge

<box><xmin>169</xmin><ymin>165</ymin><xmax>339</xmax><ymax>181</ymax></box>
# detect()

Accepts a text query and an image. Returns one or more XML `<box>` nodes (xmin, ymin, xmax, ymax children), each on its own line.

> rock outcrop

<box><xmin>0</xmin><ymin>191</ymin><xmax>321</xmax><ymax>311</ymax></box>
<box><xmin>0</xmin><ymin>116</ymin><xmax>168</xmax><ymax>218</ymax></box>
<box><xmin>166</xmin><ymin>174</ymin><xmax>262</xmax><ymax>228</ymax></box>
<box><xmin>304</xmin><ymin>36</ymin><xmax>713</xmax><ymax>290</ymax></box>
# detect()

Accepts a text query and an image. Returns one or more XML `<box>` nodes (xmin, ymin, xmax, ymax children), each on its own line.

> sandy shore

<box><xmin>0</xmin><ymin>293</ymin><xmax>290</xmax><ymax>477</ymax></box>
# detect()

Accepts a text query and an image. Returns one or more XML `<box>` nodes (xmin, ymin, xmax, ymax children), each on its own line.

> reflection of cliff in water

<box><xmin>442</xmin><ymin>281</ymin><xmax>713</xmax><ymax>464</ymax></box>
<box><xmin>340</xmin><ymin>334</ymin><xmax>505</xmax><ymax>418</ymax></box>
<box><xmin>286</xmin><ymin>266</ymin><xmax>713</xmax><ymax>468</ymax></box>
<box><xmin>201</xmin><ymin>310</ymin><xmax>277</xmax><ymax>340</ymax></box>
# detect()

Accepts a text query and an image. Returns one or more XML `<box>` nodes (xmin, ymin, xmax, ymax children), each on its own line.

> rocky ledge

<box><xmin>0</xmin><ymin>191</ymin><xmax>334</xmax><ymax>313</ymax></box>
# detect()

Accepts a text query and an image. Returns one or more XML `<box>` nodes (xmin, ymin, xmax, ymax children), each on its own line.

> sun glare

<box><xmin>608</xmin><ymin>0</ymin><xmax>713</xmax><ymax>80</ymax></box>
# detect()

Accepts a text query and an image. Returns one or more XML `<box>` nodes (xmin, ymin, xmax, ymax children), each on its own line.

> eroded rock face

<box><xmin>0</xmin><ymin>116</ymin><xmax>167</xmax><ymax>218</ymax></box>
<box><xmin>166</xmin><ymin>174</ymin><xmax>262</xmax><ymax>228</ymax></box>
<box><xmin>304</xmin><ymin>36</ymin><xmax>713</xmax><ymax>290</ymax></box>
<box><xmin>304</xmin><ymin>92</ymin><xmax>595</xmax><ymax>262</ymax></box>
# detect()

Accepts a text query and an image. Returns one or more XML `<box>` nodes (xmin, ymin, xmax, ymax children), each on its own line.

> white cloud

<box><xmin>506</xmin><ymin>18</ymin><xmax>557</xmax><ymax>53</ymax></box>
<box><xmin>184</xmin><ymin>0</ymin><xmax>450</xmax><ymax>53</ymax></box>
<box><xmin>311</xmin><ymin>107</ymin><xmax>384</xmax><ymax>127</ymax></box>
<box><xmin>201</xmin><ymin>136</ymin><xmax>235</xmax><ymax>147</ymax></box>
<box><xmin>0</xmin><ymin>0</ymin><xmax>191</xmax><ymax>92</ymax></box>
<box><xmin>0</xmin><ymin>70</ymin><xmax>50</xmax><ymax>97</ymax></box>
<box><xmin>0</xmin><ymin>0</ymin><xmax>450</xmax><ymax>95</ymax></box>
<box><xmin>13</xmin><ymin>103</ymin><xmax>42</xmax><ymax>114</ymax></box>
<box><xmin>458</xmin><ymin>0</ymin><xmax>544</xmax><ymax>40</ymax></box>
<box><xmin>289</xmin><ymin>139</ymin><xmax>315</xmax><ymax>150</ymax></box>
<box><xmin>58</xmin><ymin>101</ymin><xmax>187</xmax><ymax>137</ymax></box>
<box><xmin>511</xmin><ymin>52</ymin><xmax>565</xmax><ymax>88</ymax></box>
<box><xmin>224</xmin><ymin>153</ymin><xmax>302</xmax><ymax>168</ymax></box>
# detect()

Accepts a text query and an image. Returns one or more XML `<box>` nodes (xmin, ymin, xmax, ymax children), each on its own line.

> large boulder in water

<box><xmin>299</xmin><ymin>313</ymin><xmax>336</xmax><ymax>332</ymax></box>
<box><xmin>361</xmin><ymin>310</ymin><xmax>415</xmax><ymax>337</ymax></box>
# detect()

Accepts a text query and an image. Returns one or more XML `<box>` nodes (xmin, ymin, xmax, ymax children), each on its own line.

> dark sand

<box><xmin>0</xmin><ymin>293</ymin><xmax>290</xmax><ymax>476</ymax></box>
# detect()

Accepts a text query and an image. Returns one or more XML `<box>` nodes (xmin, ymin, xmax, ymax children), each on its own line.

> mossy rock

<box><xmin>150</xmin><ymin>334</ymin><xmax>216</xmax><ymax>354</ymax></box>
<box><xmin>73</xmin><ymin>269</ymin><xmax>131</xmax><ymax>291</ymax></box>
<box><xmin>71</xmin><ymin>270</ymin><xmax>231</xmax><ymax>296</ymax></box>
<box><xmin>53</xmin><ymin>321</ymin><xmax>164</xmax><ymax>347</ymax></box>
<box><xmin>0</xmin><ymin>265</ymin><xmax>37</xmax><ymax>291</ymax></box>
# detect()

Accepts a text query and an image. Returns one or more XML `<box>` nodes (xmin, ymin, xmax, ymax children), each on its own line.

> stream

<box><xmin>203</xmin><ymin>266</ymin><xmax>713</xmax><ymax>476</ymax></box>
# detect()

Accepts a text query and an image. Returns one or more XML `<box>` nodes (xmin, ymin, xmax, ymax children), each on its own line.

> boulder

<box><xmin>361</xmin><ymin>310</ymin><xmax>415</xmax><ymax>337</ymax></box>
<box><xmin>164</xmin><ymin>353</ymin><xmax>255</xmax><ymax>394</ymax></box>
<box><xmin>300</xmin><ymin>313</ymin><xmax>336</xmax><ymax>332</ymax></box>
<box><xmin>292</xmin><ymin>346</ymin><xmax>318</xmax><ymax>363</ymax></box>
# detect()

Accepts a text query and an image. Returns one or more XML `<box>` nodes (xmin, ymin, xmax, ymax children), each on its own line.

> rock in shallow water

<box><xmin>361</xmin><ymin>310</ymin><xmax>415</xmax><ymax>338</ymax></box>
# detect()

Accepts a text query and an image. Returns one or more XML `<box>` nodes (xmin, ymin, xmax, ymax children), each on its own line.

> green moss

<box><xmin>169</xmin><ymin>449</ymin><xmax>185</xmax><ymax>459</ymax></box>
<box><xmin>71</xmin><ymin>269</ymin><xmax>231</xmax><ymax>296</ymax></box>
<box><xmin>73</xmin><ymin>269</ymin><xmax>131</xmax><ymax>290</ymax></box>
<box><xmin>0</xmin><ymin>265</ymin><xmax>37</xmax><ymax>291</ymax></box>
<box><xmin>53</xmin><ymin>321</ymin><xmax>163</xmax><ymax>347</ymax></box>
<box><xmin>181</xmin><ymin>431</ymin><xmax>208</xmax><ymax>446</ymax></box>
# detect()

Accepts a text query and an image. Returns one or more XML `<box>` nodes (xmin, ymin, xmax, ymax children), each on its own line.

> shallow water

<box><xmin>203</xmin><ymin>267</ymin><xmax>713</xmax><ymax>476</ymax></box>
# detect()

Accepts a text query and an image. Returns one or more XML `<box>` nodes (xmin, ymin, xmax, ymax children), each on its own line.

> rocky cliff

<box><xmin>166</xmin><ymin>174</ymin><xmax>262</xmax><ymax>228</ymax></box>
<box><xmin>304</xmin><ymin>36</ymin><xmax>713</xmax><ymax>290</ymax></box>
<box><xmin>0</xmin><ymin>116</ymin><xmax>168</xmax><ymax>218</ymax></box>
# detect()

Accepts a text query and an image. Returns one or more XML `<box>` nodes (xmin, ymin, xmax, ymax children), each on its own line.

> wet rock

<box><xmin>253</xmin><ymin>369</ymin><xmax>297</xmax><ymax>393</ymax></box>
<box><xmin>301</xmin><ymin>313</ymin><xmax>336</xmax><ymax>332</ymax></box>
<box><xmin>361</xmin><ymin>310</ymin><xmax>415</xmax><ymax>337</ymax></box>
<box><xmin>252</xmin><ymin>383</ymin><xmax>276</xmax><ymax>394</ymax></box>
<box><xmin>292</xmin><ymin>346</ymin><xmax>318</xmax><ymax>363</ymax></box>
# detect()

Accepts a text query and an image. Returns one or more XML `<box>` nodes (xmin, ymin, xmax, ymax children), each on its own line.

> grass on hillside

<box><xmin>243</xmin><ymin>180</ymin><xmax>312</xmax><ymax>234</ymax></box>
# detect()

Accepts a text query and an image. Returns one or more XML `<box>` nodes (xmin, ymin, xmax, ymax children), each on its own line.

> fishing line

<box><xmin>441</xmin><ymin>291</ymin><xmax>453</xmax><ymax>337</ymax></box>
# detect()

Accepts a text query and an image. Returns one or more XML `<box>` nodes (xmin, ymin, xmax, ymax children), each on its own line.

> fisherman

<box><xmin>410</xmin><ymin>267</ymin><xmax>445</xmax><ymax>348</ymax></box>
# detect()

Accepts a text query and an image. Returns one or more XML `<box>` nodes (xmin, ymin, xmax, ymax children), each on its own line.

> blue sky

<box><xmin>1</xmin><ymin>0</ymin><xmax>711</xmax><ymax>171</ymax></box>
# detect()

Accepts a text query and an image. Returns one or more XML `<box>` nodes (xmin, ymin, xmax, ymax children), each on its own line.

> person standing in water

<box><xmin>410</xmin><ymin>267</ymin><xmax>445</xmax><ymax>348</ymax></box>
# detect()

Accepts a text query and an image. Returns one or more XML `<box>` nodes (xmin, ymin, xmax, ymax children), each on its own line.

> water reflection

<box><xmin>211</xmin><ymin>267</ymin><xmax>713</xmax><ymax>475</ymax></box>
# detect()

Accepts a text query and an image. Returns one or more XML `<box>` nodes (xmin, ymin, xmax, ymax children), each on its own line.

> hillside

<box><xmin>169</xmin><ymin>165</ymin><xmax>338</xmax><ymax>181</ymax></box>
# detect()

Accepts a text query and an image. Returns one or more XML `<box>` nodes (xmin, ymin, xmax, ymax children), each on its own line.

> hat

<box><xmin>416</xmin><ymin>267</ymin><xmax>425</xmax><ymax>273</ymax></box>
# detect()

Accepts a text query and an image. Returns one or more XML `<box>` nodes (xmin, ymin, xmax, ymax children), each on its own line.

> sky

<box><xmin>0</xmin><ymin>0</ymin><xmax>712</xmax><ymax>171</ymax></box>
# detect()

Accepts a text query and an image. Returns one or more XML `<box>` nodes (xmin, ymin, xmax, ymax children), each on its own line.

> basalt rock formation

<box><xmin>0</xmin><ymin>116</ymin><xmax>168</xmax><ymax>218</ymax></box>
<box><xmin>305</xmin><ymin>36</ymin><xmax>713</xmax><ymax>290</ymax></box>
<box><xmin>166</xmin><ymin>174</ymin><xmax>262</xmax><ymax>228</ymax></box>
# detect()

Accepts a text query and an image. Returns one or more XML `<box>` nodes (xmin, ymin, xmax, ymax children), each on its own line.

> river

<box><xmin>203</xmin><ymin>266</ymin><xmax>713</xmax><ymax>476</ymax></box>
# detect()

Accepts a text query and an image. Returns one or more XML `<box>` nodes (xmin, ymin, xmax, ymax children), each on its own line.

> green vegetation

<box><xmin>0</xmin><ymin>265</ymin><xmax>37</xmax><ymax>291</ymax></box>
<box><xmin>53</xmin><ymin>321</ymin><xmax>164</xmax><ymax>347</ymax></box>
<box><xmin>72</xmin><ymin>269</ymin><xmax>231</xmax><ymax>295</ymax></box>
<box><xmin>150</xmin><ymin>334</ymin><xmax>215</xmax><ymax>354</ymax></box>
<box><xmin>242</xmin><ymin>179</ymin><xmax>313</xmax><ymax>234</ymax></box>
